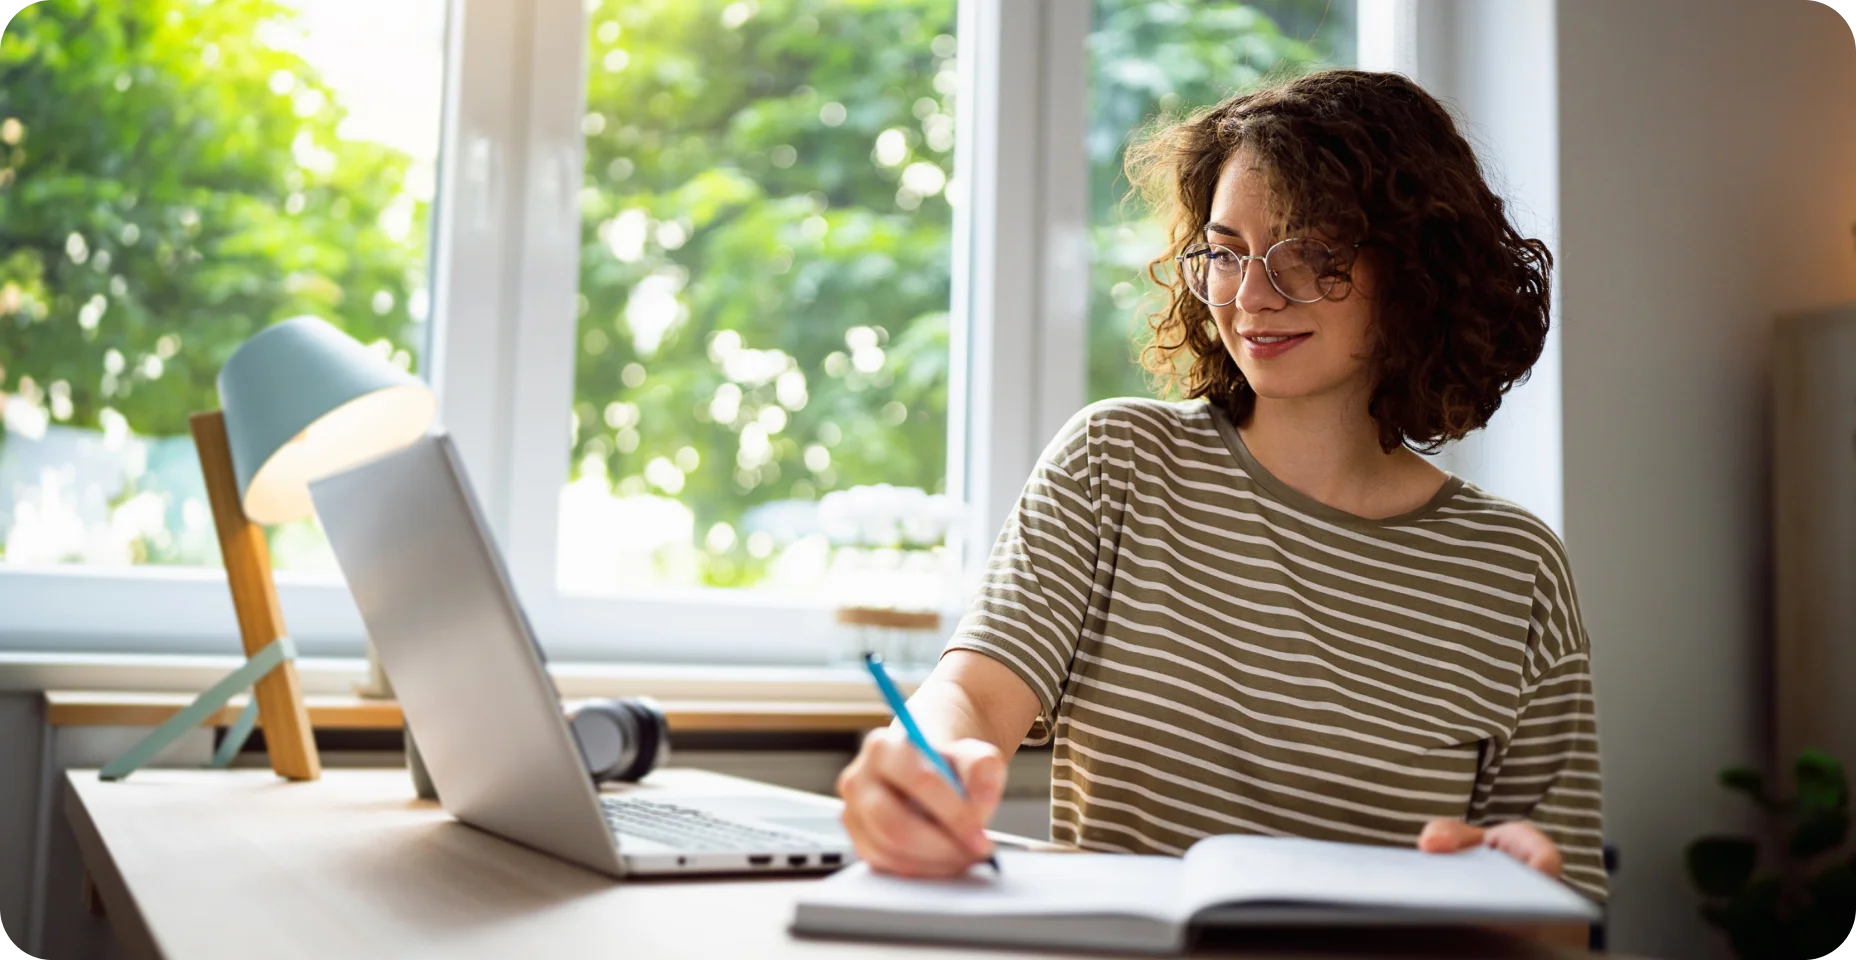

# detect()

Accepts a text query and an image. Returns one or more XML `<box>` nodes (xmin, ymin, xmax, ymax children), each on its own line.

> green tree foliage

<box><xmin>571</xmin><ymin>0</ymin><xmax>957</xmax><ymax>586</ymax></box>
<box><xmin>0</xmin><ymin>0</ymin><xmax>428</xmax><ymax>566</ymax></box>
<box><xmin>0</xmin><ymin>0</ymin><xmax>427</xmax><ymax>437</ymax></box>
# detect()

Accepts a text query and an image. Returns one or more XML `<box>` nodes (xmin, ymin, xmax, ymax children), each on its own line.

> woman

<box><xmin>836</xmin><ymin>68</ymin><xmax>1606</xmax><ymax>929</ymax></box>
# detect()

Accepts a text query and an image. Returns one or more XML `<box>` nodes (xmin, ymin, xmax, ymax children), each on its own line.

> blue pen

<box><xmin>861</xmin><ymin>652</ymin><xmax>1002</xmax><ymax>872</ymax></box>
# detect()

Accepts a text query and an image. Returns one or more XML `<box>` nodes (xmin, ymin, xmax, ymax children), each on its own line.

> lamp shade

<box><xmin>217</xmin><ymin>316</ymin><xmax>437</xmax><ymax>525</ymax></box>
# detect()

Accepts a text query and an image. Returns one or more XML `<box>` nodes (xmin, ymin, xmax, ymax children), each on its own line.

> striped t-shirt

<box><xmin>946</xmin><ymin>398</ymin><xmax>1608</xmax><ymax>903</ymax></box>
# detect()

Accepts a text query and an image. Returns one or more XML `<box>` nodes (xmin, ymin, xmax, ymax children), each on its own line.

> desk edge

<box><xmin>61</xmin><ymin>772</ymin><xmax>165</xmax><ymax>960</ymax></box>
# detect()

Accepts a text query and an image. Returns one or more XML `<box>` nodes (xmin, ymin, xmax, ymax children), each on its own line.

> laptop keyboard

<box><xmin>599</xmin><ymin>797</ymin><xmax>821</xmax><ymax>852</ymax></box>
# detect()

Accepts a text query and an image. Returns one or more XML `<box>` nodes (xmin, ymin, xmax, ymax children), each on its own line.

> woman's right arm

<box><xmin>834</xmin><ymin>649</ymin><xmax>1042</xmax><ymax>877</ymax></box>
<box><xmin>839</xmin><ymin>405</ymin><xmax>1107</xmax><ymax>877</ymax></box>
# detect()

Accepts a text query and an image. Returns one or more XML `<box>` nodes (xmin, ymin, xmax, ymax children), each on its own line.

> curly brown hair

<box><xmin>1125</xmin><ymin>69</ymin><xmax>1551</xmax><ymax>453</ymax></box>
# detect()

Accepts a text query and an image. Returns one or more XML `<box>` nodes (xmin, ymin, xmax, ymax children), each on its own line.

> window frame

<box><xmin>0</xmin><ymin>0</ymin><xmax>1397</xmax><ymax>665</ymax></box>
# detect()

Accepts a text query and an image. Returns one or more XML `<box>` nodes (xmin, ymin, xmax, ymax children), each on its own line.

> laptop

<box><xmin>309</xmin><ymin>432</ymin><xmax>858</xmax><ymax>877</ymax></box>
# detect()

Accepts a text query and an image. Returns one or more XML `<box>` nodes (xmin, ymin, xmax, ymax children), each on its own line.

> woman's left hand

<box><xmin>1417</xmin><ymin>818</ymin><xmax>1562</xmax><ymax>879</ymax></box>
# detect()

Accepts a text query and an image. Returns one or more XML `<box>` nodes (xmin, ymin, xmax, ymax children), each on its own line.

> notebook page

<box><xmin>1180</xmin><ymin>835</ymin><xmax>1599</xmax><ymax>921</ymax></box>
<box><xmin>799</xmin><ymin>849</ymin><xmax>1189</xmax><ymax>922</ymax></box>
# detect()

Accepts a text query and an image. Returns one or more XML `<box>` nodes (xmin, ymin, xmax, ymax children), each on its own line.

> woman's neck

<box><xmin>1236</xmin><ymin>387</ymin><xmax>1446</xmax><ymax>520</ymax></box>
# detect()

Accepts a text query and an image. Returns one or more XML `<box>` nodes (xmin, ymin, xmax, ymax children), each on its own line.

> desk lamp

<box><xmin>101</xmin><ymin>317</ymin><xmax>436</xmax><ymax>781</ymax></box>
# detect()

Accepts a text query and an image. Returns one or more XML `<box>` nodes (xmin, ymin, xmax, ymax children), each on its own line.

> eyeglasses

<box><xmin>1175</xmin><ymin>237</ymin><xmax>1361</xmax><ymax>306</ymax></box>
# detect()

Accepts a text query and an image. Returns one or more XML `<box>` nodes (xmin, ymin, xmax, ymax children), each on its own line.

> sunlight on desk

<box><xmin>61</xmin><ymin>769</ymin><xmax>1619</xmax><ymax>960</ymax></box>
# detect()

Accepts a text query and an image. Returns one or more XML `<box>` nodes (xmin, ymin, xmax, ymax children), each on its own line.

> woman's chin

<box><xmin>1240</xmin><ymin>373</ymin><xmax>1357</xmax><ymax>403</ymax></box>
<box><xmin>1240</xmin><ymin>376</ymin><xmax>1317</xmax><ymax>400</ymax></box>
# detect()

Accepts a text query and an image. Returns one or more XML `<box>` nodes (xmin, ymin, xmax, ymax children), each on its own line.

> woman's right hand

<box><xmin>835</xmin><ymin>726</ymin><xmax>1007</xmax><ymax>878</ymax></box>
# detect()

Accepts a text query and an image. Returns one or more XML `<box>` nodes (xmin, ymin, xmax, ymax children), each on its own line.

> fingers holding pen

<box><xmin>837</xmin><ymin>728</ymin><xmax>1003</xmax><ymax>876</ymax></box>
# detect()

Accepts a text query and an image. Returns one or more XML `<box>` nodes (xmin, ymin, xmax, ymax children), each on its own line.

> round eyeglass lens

<box><xmin>1265</xmin><ymin>238</ymin><xmax>1341</xmax><ymax>303</ymax></box>
<box><xmin>1179</xmin><ymin>243</ymin><xmax>1239</xmax><ymax>306</ymax></box>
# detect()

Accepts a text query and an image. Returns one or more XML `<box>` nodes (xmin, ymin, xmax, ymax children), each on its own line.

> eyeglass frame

<box><xmin>1174</xmin><ymin>237</ymin><xmax>1366</xmax><ymax>307</ymax></box>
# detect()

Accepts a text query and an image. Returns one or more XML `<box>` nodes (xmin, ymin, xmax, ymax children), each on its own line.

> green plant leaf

<box><xmin>1738</xmin><ymin>874</ymin><xmax>1786</xmax><ymax>915</ymax></box>
<box><xmin>1721</xmin><ymin>765</ymin><xmax>1766</xmax><ymax>803</ymax></box>
<box><xmin>1796</xmin><ymin>750</ymin><xmax>1850</xmax><ymax>813</ymax></box>
<box><xmin>1790</xmin><ymin>810</ymin><xmax>1850</xmax><ymax>860</ymax></box>
<box><xmin>1688</xmin><ymin>836</ymin><xmax>1760</xmax><ymax>898</ymax></box>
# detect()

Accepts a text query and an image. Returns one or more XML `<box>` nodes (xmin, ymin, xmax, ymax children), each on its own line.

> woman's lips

<box><xmin>1242</xmin><ymin>332</ymin><xmax>1312</xmax><ymax>359</ymax></box>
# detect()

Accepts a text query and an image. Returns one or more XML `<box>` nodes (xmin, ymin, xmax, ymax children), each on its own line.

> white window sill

<box><xmin>0</xmin><ymin>651</ymin><xmax>930</xmax><ymax>702</ymax></box>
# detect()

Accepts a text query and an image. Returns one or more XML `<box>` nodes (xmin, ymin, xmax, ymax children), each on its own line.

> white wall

<box><xmin>1557</xmin><ymin>1</ymin><xmax>1856</xmax><ymax>958</ymax></box>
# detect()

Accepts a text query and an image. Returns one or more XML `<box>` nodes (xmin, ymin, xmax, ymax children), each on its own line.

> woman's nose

<box><xmin>1235</xmin><ymin>257</ymin><xmax>1284</xmax><ymax>314</ymax></box>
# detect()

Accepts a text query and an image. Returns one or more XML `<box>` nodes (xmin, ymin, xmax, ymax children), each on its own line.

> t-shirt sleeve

<box><xmin>943</xmin><ymin>410</ymin><xmax>1100</xmax><ymax>745</ymax></box>
<box><xmin>1469</xmin><ymin>551</ymin><xmax>1609</xmax><ymax>904</ymax></box>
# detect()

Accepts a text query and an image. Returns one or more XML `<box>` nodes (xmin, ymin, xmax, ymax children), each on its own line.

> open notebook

<box><xmin>791</xmin><ymin>835</ymin><xmax>1601</xmax><ymax>954</ymax></box>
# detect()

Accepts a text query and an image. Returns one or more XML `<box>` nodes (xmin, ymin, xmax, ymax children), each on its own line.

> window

<box><xmin>0</xmin><ymin>0</ymin><xmax>1382</xmax><ymax>662</ymax></box>
<box><xmin>562</xmin><ymin>0</ymin><xmax>958</xmax><ymax>597</ymax></box>
<box><xmin>0</xmin><ymin>0</ymin><xmax>447</xmax><ymax>573</ymax></box>
<box><xmin>1084</xmin><ymin>0</ymin><xmax>1357</xmax><ymax>403</ymax></box>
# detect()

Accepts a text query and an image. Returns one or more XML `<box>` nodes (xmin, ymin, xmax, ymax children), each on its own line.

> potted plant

<box><xmin>1686</xmin><ymin>749</ymin><xmax>1856</xmax><ymax>958</ymax></box>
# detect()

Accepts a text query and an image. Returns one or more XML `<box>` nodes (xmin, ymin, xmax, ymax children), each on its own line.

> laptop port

<box><xmin>748</xmin><ymin>854</ymin><xmax>773</xmax><ymax>867</ymax></box>
<box><xmin>787</xmin><ymin>854</ymin><xmax>808</xmax><ymax>867</ymax></box>
<box><xmin>820</xmin><ymin>853</ymin><xmax>843</xmax><ymax>866</ymax></box>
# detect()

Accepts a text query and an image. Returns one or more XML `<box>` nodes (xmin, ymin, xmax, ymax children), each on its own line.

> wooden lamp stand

<box><xmin>97</xmin><ymin>411</ymin><xmax>321</xmax><ymax>781</ymax></box>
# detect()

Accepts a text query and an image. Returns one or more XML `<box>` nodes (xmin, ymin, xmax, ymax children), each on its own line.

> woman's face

<box><xmin>1202</xmin><ymin>151</ymin><xmax>1377</xmax><ymax>407</ymax></box>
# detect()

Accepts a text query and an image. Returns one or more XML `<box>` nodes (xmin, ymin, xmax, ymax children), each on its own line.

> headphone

<box><xmin>567</xmin><ymin>697</ymin><xmax>670</xmax><ymax>784</ymax></box>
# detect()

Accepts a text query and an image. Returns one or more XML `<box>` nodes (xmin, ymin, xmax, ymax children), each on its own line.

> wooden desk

<box><xmin>64</xmin><ymin>769</ymin><xmax>1605</xmax><ymax>960</ymax></box>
